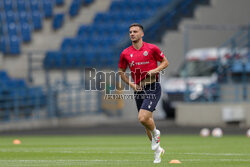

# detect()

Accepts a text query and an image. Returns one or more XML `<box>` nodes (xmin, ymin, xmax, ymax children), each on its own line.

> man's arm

<box><xmin>118</xmin><ymin>68</ymin><xmax>142</xmax><ymax>91</ymax></box>
<box><xmin>147</xmin><ymin>57</ymin><xmax>169</xmax><ymax>76</ymax></box>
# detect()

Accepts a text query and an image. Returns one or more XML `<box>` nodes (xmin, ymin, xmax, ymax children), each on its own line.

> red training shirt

<box><xmin>119</xmin><ymin>42</ymin><xmax>165</xmax><ymax>84</ymax></box>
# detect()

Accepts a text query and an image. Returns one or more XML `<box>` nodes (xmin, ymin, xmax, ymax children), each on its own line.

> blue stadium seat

<box><xmin>0</xmin><ymin>12</ymin><xmax>4</xmax><ymax>23</ymax></box>
<box><xmin>7</xmin><ymin>79</ymin><xmax>26</xmax><ymax>89</ymax></box>
<box><xmin>44</xmin><ymin>51</ymin><xmax>63</xmax><ymax>69</ymax></box>
<box><xmin>96</xmin><ymin>48</ymin><xmax>114</xmax><ymax>65</ymax></box>
<box><xmin>109</xmin><ymin>11</ymin><xmax>123</xmax><ymax>23</ymax></box>
<box><xmin>15</xmin><ymin>79</ymin><xmax>27</xmax><ymax>88</ymax></box>
<box><xmin>77</xmin><ymin>25</ymin><xmax>91</xmax><ymax>36</ymax></box>
<box><xmin>63</xmin><ymin>52</ymin><xmax>73</xmax><ymax>67</ymax></box>
<box><xmin>109</xmin><ymin>1</ymin><xmax>122</xmax><ymax>11</ymax></box>
<box><xmin>52</xmin><ymin>13</ymin><xmax>64</xmax><ymax>30</ymax></box>
<box><xmin>0</xmin><ymin>37</ymin><xmax>8</xmax><ymax>54</ymax></box>
<box><xmin>164</xmin><ymin>10</ymin><xmax>176</xmax><ymax>27</ymax></box>
<box><xmin>28</xmin><ymin>87</ymin><xmax>41</xmax><ymax>98</ymax></box>
<box><xmin>42</xmin><ymin>0</ymin><xmax>54</xmax><ymax>18</ymax></box>
<box><xmin>77</xmin><ymin>37</ymin><xmax>88</xmax><ymax>48</ymax></box>
<box><xmin>73</xmin><ymin>52</ymin><xmax>83</xmax><ymax>67</ymax></box>
<box><xmin>29</xmin><ymin>0</ymin><xmax>41</xmax><ymax>12</ymax></box>
<box><xmin>0</xmin><ymin>1</ymin><xmax>3</xmax><ymax>10</ymax></box>
<box><xmin>83</xmin><ymin>0</ymin><xmax>93</xmax><ymax>5</ymax></box>
<box><xmin>0</xmin><ymin>19</ymin><xmax>6</xmax><ymax>35</ymax></box>
<box><xmin>180</xmin><ymin>0</ymin><xmax>193</xmax><ymax>14</ymax></box>
<box><xmin>63</xmin><ymin>52</ymin><xmax>83</xmax><ymax>68</ymax></box>
<box><xmin>7</xmin><ymin>23</ymin><xmax>18</xmax><ymax>37</ymax></box>
<box><xmin>94</xmin><ymin>13</ymin><xmax>106</xmax><ymax>24</ymax></box>
<box><xmin>9</xmin><ymin>36</ymin><xmax>21</xmax><ymax>54</ymax></box>
<box><xmin>17</xmin><ymin>0</ymin><xmax>28</xmax><ymax>13</ymax></box>
<box><xmin>125</xmin><ymin>0</ymin><xmax>143</xmax><ymax>11</ymax></box>
<box><xmin>0</xmin><ymin>70</ymin><xmax>9</xmax><ymax>80</ymax></box>
<box><xmin>18</xmin><ymin>12</ymin><xmax>31</xmax><ymax>24</ymax></box>
<box><xmin>69</xmin><ymin>0</ymin><xmax>81</xmax><ymax>17</ymax></box>
<box><xmin>20</xmin><ymin>23</ymin><xmax>32</xmax><ymax>42</ymax></box>
<box><xmin>55</xmin><ymin>0</ymin><xmax>64</xmax><ymax>6</ymax></box>
<box><xmin>61</xmin><ymin>38</ymin><xmax>76</xmax><ymax>50</ymax></box>
<box><xmin>5</xmin><ymin>11</ymin><xmax>16</xmax><ymax>24</ymax></box>
<box><xmin>3</xmin><ymin>0</ymin><xmax>14</xmax><ymax>12</ymax></box>
<box><xmin>13</xmin><ymin>88</ymin><xmax>28</xmax><ymax>106</ymax></box>
<box><xmin>71</xmin><ymin>38</ymin><xmax>82</xmax><ymax>49</ymax></box>
<box><xmin>83</xmin><ymin>49</ymin><xmax>96</xmax><ymax>66</ymax></box>
<box><xmin>31</xmin><ymin>11</ymin><xmax>42</xmax><ymax>30</ymax></box>
<box><xmin>29</xmin><ymin>87</ymin><xmax>46</xmax><ymax>106</ymax></box>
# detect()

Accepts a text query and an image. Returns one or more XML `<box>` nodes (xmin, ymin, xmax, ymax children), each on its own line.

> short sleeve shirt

<box><xmin>119</xmin><ymin>42</ymin><xmax>165</xmax><ymax>84</ymax></box>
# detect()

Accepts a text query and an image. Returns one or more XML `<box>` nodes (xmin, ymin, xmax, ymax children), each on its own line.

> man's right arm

<box><xmin>118</xmin><ymin>68</ymin><xmax>142</xmax><ymax>91</ymax></box>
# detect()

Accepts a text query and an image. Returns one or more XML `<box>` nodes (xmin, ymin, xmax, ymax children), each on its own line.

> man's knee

<box><xmin>138</xmin><ymin>115</ymin><xmax>148</xmax><ymax>124</ymax></box>
<box><xmin>138</xmin><ymin>109</ymin><xmax>151</xmax><ymax>124</ymax></box>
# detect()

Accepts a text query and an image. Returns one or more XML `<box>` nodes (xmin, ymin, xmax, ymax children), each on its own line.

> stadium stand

<box><xmin>0</xmin><ymin>0</ymin><xmax>94</xmax><ymax>55</ymax></box>
<box><xmin>0</xmin><ymin>70</ymin><xmax>46</xmax><ymax>121</ymax></box>
<box><xmin>0</xmin><ymin>0</ymin><xmax>55</xmax><ymax>54</ymax></box>
<box><xmin>44</xmin><ymin>0</ymin><xmax>200</xmax><ymax>69</ymax></box>
<box><xmin>217</xmin><ymin>26</ymin><xmax>250</xmax><ymax>82</ymax></box>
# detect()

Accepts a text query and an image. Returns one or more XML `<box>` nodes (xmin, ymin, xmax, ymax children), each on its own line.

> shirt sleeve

<box><xmin>153</xmin><ymin>45</ymin><xmax>165</xmax><ymax>61</ymax></box>
<box><xmin>119</xmin><ymin>52</ymin><xmax>127</xmax><ymax>69</ymax></box>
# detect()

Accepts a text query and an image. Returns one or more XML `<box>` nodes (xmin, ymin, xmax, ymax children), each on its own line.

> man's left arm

<box><xmin>147</xmin><ymin>56</ymin><xmax>169</xmax><ymax>76</ymax></box>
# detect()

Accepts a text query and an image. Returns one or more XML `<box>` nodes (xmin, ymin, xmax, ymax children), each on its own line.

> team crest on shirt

<box><xmin>130</xmin><ymin>54</ymin><xmax>133</xmax><ymax>58</ymax></box>
<box><xmin>143</xmin><ymin>51</ymin><xmax>148</xmax><ymax>56</ymax></box>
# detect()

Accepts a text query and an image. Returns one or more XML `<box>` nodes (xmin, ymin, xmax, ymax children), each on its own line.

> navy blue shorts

<box><xmin>134</xmin><ymin>82</ymin><xmax>161</xmax><ymax>112</ymax></box>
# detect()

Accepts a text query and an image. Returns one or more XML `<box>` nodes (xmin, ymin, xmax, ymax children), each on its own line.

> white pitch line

<box><xmin>181</xmin><ymin>152</ymin><xmax>250</xmax><ymax>156</ymax></box>
<box><xmin>182</xmin><ymin>159</ymin><xmax>250</xmax><ymax>162</ymax></box>
<box><xmin>1</xmin><ymin>159</ymin><xmax>250</xmax><ymax>163</ymax></box>
<box><xmin>0</xmin><ymin>149</ymin><xmax>151</xmax><ymax>155</ymax></box>
<box><xmin>0</xmin><ymin>160</ymin><xmax>152</xmax><ymax>163</ymax></box>
<box><xmin>56</xmin><ymin>151</ymin><xmax>152</xmax><ymax>155</ymax></box>
<box><xmin>1</xmin><ymin>149</ymin><xmax>250</xmax><ymax>156</ymax></box>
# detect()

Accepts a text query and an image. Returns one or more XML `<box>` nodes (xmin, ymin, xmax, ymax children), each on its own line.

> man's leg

<box><xmin>138</xmin><ymin>109</ymin><xmax>155</xmax><ymax>132</ymax></box>
<box><xmin>138</xmin><ymin>109</ymin><xmax>165</xmax><ymax>163</ymax></box>
<box><xmin>137</xmin><ymin>83</ymin><xmax>164</xmax><ymax>163</ymax></box>
<box><xmin>145</xmin><ymin>128</ymin><xmax>152</xmax><ymax>141</ymax></box>
<box><xmin>138</xmin><ymin>109</ymin><xmax>159</xmax><ymax>148</ymax></box>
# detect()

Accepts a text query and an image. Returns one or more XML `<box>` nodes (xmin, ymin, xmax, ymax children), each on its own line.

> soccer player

<box><xmin>118</xmin><ymin>23</ymin><xmax>169</xmax><ymax>163</ymax></box>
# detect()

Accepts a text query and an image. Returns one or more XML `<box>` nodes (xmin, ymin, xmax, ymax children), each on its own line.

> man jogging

<box><xmin>118</xmin><ymin>23</ymin><xmax>169</xmax><ymax>163</ymax></box>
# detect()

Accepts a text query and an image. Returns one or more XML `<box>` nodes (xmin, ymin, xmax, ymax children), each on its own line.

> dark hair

<box><xmin>129</xmin><ymin>23</ymin><xmax>144</xmax><ymax>31</ymax></box>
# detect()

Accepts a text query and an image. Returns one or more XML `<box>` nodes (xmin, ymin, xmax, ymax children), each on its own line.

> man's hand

<box><xmin>147</xmin><ymin>56</ymin><xmax>169</xmax><ymax>77</ymax></box>
<box><xmin>130</xmin><ymin>83</ymin><xmax>143</xmax><ymax>91</ymax></box>
<box><xmin>147</xmin><ymin>69</ymin><xmax>158</xmax><ymax>77</ymax></box>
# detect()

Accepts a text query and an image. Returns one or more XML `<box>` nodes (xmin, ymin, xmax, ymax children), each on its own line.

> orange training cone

<box><xmin>169</xmin><ymin>160</ymin><xmax>181</xmax><ymax>164</ymax></box>
<box><xmin>13</xmin><ymin>139</ymin><xmax>21</xmax><ymax>145</ymax></box>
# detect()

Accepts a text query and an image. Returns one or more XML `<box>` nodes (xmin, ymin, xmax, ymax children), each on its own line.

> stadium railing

<box><xmin>216</xmin><ymin>25</ymin><xmax>250</xmax><ymax>102</ymax></box>
<box><xmin>0</xmin><ymin>70</ymin><xmax>122</xmax><ymax>123</ymax></box>
<box><xmin>0</xmin><ymin>82</ymin><xmax>104</xmax><ymax>123</ymax></box>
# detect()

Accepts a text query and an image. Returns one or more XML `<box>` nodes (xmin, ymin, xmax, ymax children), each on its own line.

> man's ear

<box><xmin>141</xmin><ymin>31</ymin><xmax>144</xmax><ymax>38</ymax></box>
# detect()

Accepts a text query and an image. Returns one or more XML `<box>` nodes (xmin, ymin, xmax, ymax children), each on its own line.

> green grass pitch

<box><xmin>0</xmin><ymin>135</ymin><xmax>250</xmax><ymax>167</ymax></box>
